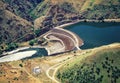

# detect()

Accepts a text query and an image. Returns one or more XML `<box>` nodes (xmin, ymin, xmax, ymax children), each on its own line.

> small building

<box><xmin>32</xmin><ymin>66</ymin><xmax>41</xmax><ymax>75</ymax></box>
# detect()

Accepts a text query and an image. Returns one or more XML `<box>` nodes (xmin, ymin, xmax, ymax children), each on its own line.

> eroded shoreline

<box><xmin>40</xmin><ymin>27</ymin><xmax>83</xmax><ymax>55</ymax></box>
<box><xmin>0</xmin><ymin>19</ymin><xmax>120</xmax><ymax>62</ymax></box>
<box><xmin>54</xmin><ymin>19</ymin><xmax>120</xmax><ymax>28</ymax></box>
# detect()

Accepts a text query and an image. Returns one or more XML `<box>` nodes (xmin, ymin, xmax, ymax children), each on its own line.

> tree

<box><xmin>0</xmin><ymin>17</ymin><xmax>3</xmax><ymax>22</ymax></box>
<box><xmin>34</xmin><ymin>28</ymin><xmax>41</xmax><ymax>37</ymax></box>
<box><xmin>29</xmin><ymin>40</ymin><xmax>34</xmax><ymax>46</ymax></box>
<box><xmin>0</xmin><ymin>49</ymin><xmax>2</xmax><ymax>55</ymax></box>
<box><xmin>5</xmin><ymin>43</ymin><xmax>18</xmax><ymax>51</ymax></box>
<box><xmin>19</xmin><ymin>64</ymin><xmax>23</xmax><ymax>67</ymax></box>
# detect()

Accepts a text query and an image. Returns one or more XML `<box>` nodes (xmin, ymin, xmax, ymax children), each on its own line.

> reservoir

<box><xmin>0</xmin><ymin>22</ymin><xmax>120</xmax><ymax>62</ymax></box>
<box><xmin>66</xmin><ymin>22</ymin><xmax>120</xmax><ymax>49</ymax></box>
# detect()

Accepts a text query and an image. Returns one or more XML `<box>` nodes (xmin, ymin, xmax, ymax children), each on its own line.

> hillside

<box><xmin>0</xmin><ymin>43</ymin><xmax>119</xmax><ymax>83</ymax></box>
<box><xmin>2</xmin><ymin>0</ymin><xmax>120</xmax><ymax>28</ymax></box>
<box><xmin>0</xmin><ymin>0</ymin><xmax>120</xmax><ymax>52</ymax></box>
<box><xmin>2</xmin><ymin>0</ymin><xmax>44</xmax><ymax>21</ymax></box>
<box><xmin>56</xmin><ymin>46</ymin><xmax>120</xmax><ymax>83</ymax></box>
<box><xmin>0</xmin><ymin>1</ymin><xmax>35</xmax><ymax>54</ymax></box>
<box><xmin>39</xmin><ymin>0</ymin><xmax>120</xmax><ymax>28</ymax></box>
<box><xmin>0</xmin><ymin>0</ymin><xmax>120</xmax><ymax>83</ymax></box>
<box><xmin>1</xmin><ymin>0</ymin><xmax>120</xmax><ymax>32</ymax></box>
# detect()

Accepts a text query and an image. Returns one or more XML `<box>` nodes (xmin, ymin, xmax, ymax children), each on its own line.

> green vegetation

<box><xmin>0</xmin><ymin>0</ymin><xmax>120</xmax><ymax>53</ymax></box>
<box><xmin>29</xmin><ymin>1</ymin><xmax>50</xmax><ymax>19</ymax></box>
<box><xmin>34</xmin><ymin>28</ymin><xmax>41</xmax><ymax>37</ymax></box>
<box><xmin>0</xmin><ymin>6</ymin><xmax>33</xmax><ymax>46</ymax></box>
<box><xmin>19</xmin><ymin>64</ymin><xmax>23</xmax><ymax>67</ymax></box>
<box><xmin>0</xmin><ymin>50</ymin><xmax>2</xmax><ymax>55</ymax></box>
<box><xmin>13</xmin><ymin>77</ymin><xmax>19</xmax><ymax>80</ymax></box>
<box><xmin>3</xmin><ymin>0</ymin><xmax>43</xmax><ymax>21</ymax></box>
<box><xmin>29</xmin><ymin>39</ymin><xmax>38</xmax><ymax>46</ymax></box>
<box><xmin>83</xmin><ymin>0</ymin><xmax>120</xmax><ymax>19</ymax></box>
<box><xmin>29</xmin><ymin>40</ymin><xmax>35</xmax><ymax>46</ymax></box>
<box><xmin>60</xmin><ymin>2</ymin><xmax>77</xmax><ymax>13</ymax></box>
<box><xmin>57</xmin><ymin>49</ymin><xmax>120</xmax><ymax>83</ymax></box>
<box><xmin>5</xmin><ymin>43</ymin><xmax>18</xmax><ymax>51</ymax></box>
<box><xmin>85</xmin><ymin>4</ymin><xmax>120</xmax><ymax>19</ymax></box>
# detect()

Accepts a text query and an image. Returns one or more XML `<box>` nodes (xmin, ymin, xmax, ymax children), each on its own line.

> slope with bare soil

<box><xmin>0</xmin><ymin>7</ymin><xmax>34</xmax><ymax>45</ymax></box>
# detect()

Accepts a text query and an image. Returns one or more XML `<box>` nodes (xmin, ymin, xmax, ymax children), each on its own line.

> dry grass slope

<box><xmin>56</xmin><ymin>43</ymin><xmax>120</xmax><ymax>83</ymax></box>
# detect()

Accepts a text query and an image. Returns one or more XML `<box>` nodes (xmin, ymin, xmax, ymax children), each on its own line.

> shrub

<box><xmin>5</xmin><ymin>43</ymin><xmax>18</xmax><ymax>51</ymax></box>
<box><xmin>34</xmin><ymin>28</ymin><xmax>41</xmax><ymax>37</ymax></box>
<box><xmin>60</xmin><ymin>2</ymin><xmax>76</xmax><ymax>13</ymax></box>
<box><xmin>29</xmin><ymin>40</ymin><xmax>34</xmax><ymax>46</ymax></box>
<box><xmin>0</xmin><ymin>50</ymin><xmax>2</xmax><ymax>55</ymax></box>
<box><xmin>13</xmin><ymin>77</ymin><xmax>18</xmax><ymax>80</ymax></box>
<box><xmin>29</xmin><ymin>39</ymin><xmax>37</xmax><ymax>46</ymax></box>
<box><xmin>19</xmin><ymin>64</ymin><xmax>23</xmax><ymax>67</ymax></box>
<box><xmin>0</xmin><ymin>17</ymin><xmax>3</xmax><ymax>22</ymax></box>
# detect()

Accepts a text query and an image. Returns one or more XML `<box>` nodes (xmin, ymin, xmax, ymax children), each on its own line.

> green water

<box><xmin>66</xmin><ymin>22</ymin><xmax>120</xmax><ymax>49</ymax></box>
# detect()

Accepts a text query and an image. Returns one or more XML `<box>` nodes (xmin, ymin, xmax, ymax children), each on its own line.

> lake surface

<box><xmin>66</xmin><ymin>22</ymin><xmax>120</xmax><ymax>49</ymax></box>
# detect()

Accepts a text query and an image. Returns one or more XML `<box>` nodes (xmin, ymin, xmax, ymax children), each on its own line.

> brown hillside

<box><xmin>0</xmin><ymin>1</ymin><xmax>33</xmax><ymax>45</ymax></box>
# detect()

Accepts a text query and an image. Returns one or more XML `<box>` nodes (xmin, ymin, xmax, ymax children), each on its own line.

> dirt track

<box><xmin>41</xmin><ymin>28</ymin><xmax>83</xmax><ymax>55</ymax></box>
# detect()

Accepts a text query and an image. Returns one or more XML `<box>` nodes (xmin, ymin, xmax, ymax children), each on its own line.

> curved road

<box><xmin>45</xmin><ymin>27</ymin><xmax>83</xmax><ymax>82</ymax></box>
<box><xmin>46</xmin><ymin>63</ymin><xmax>62</xmax><ymax>83</ymax></box>
<box><xmin>46</xmin><ymin>53</ymin><xmax>75</xmax><ymax>83</ymax></box>
<box><xmin>55</xmin><ymin>27</ymin><xmax>81</xmax><ymax>50</ymax></box>
<box><xmin>46</xmin><ymin>32</ymin><xmax>76</xmax><ymax>50</ymax></box>
<box><xmin>46</xmin><ymin>60</ymin><xmax>69</xmax><ymax>83</ymax></box>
